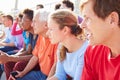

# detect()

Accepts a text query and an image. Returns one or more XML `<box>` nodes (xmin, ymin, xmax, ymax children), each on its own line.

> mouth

<box><xmin>84</xmin><ymin>31</ymin><xmax>93</xmax><ymax>40</ymax></box>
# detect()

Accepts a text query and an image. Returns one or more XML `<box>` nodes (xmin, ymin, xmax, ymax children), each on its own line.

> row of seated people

<box><xmin>0</xmin><ymin>0</ymin><xmax>88</xmax><ymax>80</ymax></box>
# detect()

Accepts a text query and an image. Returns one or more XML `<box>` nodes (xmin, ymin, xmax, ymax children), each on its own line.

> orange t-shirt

<box><xmin>32</xmin><ymin>35</ymin><xmax>58</xmax><ymax>76</ymax></box>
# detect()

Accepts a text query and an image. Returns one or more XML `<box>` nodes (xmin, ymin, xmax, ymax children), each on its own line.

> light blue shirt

<box><xmin>55</xmin><ymin>41</ymin><xmax>88</xmax><ymax>80</ymax></box>
<box><xmin>3</xmin><ymin>27</ymin><xmax>23</xmax><ymax>49</ymax></box>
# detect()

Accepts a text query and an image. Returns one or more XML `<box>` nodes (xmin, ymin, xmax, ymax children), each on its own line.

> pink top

<box><xmin>11</xmin><ymin>22</ymin><xmax>23</xmax><ymax>35</ymax></box>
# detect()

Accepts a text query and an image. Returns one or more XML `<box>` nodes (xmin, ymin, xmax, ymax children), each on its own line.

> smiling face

<box><xmin>81</xmin><ymin>1</ymin><xmax>113</xmax><ymax>46</ymax></box>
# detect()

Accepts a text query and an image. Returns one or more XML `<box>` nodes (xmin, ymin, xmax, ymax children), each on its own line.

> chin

<box><xmin>50</xmin><ymin>40</ymin><xmax>57</xmax><ymax>44</ymax></box>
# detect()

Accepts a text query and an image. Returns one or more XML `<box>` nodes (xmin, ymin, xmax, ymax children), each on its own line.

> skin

<box><xmin>46</xmin><ymin>15</ymin><xmax>86</xmax><ymax>80</ymax></box>
<box><xmin>81</xmin><ymin>1</ymin><xmax>120</xmax><ymax>57</ymax></box>
<box><xmin>46</xmin><ymin>18</ymin><xmax>65</xmax><ymax>44</ymax></box>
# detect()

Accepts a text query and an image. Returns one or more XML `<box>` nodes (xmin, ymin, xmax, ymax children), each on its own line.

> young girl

<box><xmin>46</xmin><ymin>9</ymin><xmax>88</xmax><ymax>80</ymax></box>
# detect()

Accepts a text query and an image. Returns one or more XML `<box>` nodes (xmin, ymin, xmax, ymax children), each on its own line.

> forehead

<box><xmin>82</xmin><ymin>1</ymin><xmax>94</xmax><ymax>17</ymax></box>
<box><xmin>48</xmin><ymin>18</ymin><xmax>59</xmax><ymax>27</ymax></box>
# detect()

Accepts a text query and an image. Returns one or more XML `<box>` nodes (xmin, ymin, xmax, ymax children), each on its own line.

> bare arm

<box><xmin>0</xmin><ymin>31</ymin><xmax>5</xmax><ymax>39</ymax></box>
<box><xmin>0</xmin><ymin>50</ymin><xmax>32</xmax><ymax>63</ymax></box>
<box><xmin>0</xmin><ymin>42</ymin><xmax>15</xmax><ymax>47</ymax></box>
<box><xmin>47</xmin><ymin>76</ymin><xmax>58</xmax><ymax>80</ymax></box>
<box><xmin>47</xmin><ymin>63</ymin><xmax>56</xmax><ymax>78</ymax></box>
<box><xmin>15</xmin><ymin>56</ymin><xmax>38</xmax><ymax>77</ymax></box>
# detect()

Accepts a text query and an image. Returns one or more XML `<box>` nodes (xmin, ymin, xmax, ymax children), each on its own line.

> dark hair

<box><xmin>55</xmin><ymin>3</ymin><xmax>61</xmax><ymax>10</ymax></box>
<box><xmin>23</xmin><ymin>9</ymin><xmax>33</xmax><ymax>21</ymax></box>
<box><xmin>80</xmin><ymin>0</ymin><xmax>120</xmax><ymax>25</ymax></box>
<box><xmin>94</xmin><ymin>0</ymin><xmax>120</xmax><ymax>25</ymax></box>
<box><xmin>5</xmin><ymin>15</ymin><xmax>13</xmax><ymax>23</ymax></box>
<box><xmin>62</xmin><ymin>0</ymin><xmax>74</xmax><ymax>11</ymax></box>
<box><xmin>50</xmin><ymin>9</ymin><xmax>82</xmax><ymax>61</ymax></box>
<box><xmin>37</xmin><ymin>4</ymin><xmax>44</xmax><ymax>8</ymax></box>
<box><xmin>18</xmin><ymin>13</ymin><xmax>23</xmax><ymax>19</ymax></box>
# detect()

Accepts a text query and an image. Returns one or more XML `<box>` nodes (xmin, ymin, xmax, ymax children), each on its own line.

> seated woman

<box><xmin>46</xmin><ymin>9</ymin><xmax>88</xmax><ymax>80</ymax></box>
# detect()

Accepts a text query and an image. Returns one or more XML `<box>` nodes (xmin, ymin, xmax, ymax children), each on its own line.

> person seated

<box><xmin>0</xmin><ymin>9</ymin><xmax>38</xmax><ymax>80</ymax></box>
<box><xmin>10</xmin><ymin>9</ymin><xmax>58</xmax><ymax>80</ymax></box>
<box><xmin>46</xmin><ymin>9</ymin><xmax>88</xmax><ymax>80</ymax></box>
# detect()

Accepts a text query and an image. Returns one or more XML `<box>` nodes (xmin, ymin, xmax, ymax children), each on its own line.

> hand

<box><xmin>0</xmin><ymin>50</ymin><xmax>9</xmax><ymax>63</ymax></box>
<box><xmin>8</xmin><ymin>75</ymin><xmax>16</xmax><ymax>80</ymax></box>
<box><xmin>15</xmin><ymin>71</ymin><xmax>26</xmax><ymax>78</ymax></box>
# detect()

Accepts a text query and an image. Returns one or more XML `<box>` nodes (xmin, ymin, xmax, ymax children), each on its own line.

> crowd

<box><xmin>0</xmin><ymin>0</ymin><xmax>119</xmax><ymax>80</ymax></box>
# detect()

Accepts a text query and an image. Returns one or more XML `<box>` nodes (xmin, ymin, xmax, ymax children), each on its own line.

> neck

<box><xmin>39</xmin><ymin>30</ymin><xmax>48</xmax><ymax>38</ymax></box>
<box><xmin>103</xmin><ymin>29</ymin><xmax>120</xmax><ymax>57</ymax></box>
<box><xmin>62</xmin><ymin>36</ymin><xmax>85</xmax><ymax>53</ymax></box>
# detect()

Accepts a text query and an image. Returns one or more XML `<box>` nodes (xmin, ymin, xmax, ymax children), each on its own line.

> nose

<box><xmin>31</xmin><ymin>22</ymin><xmax>34</xmax><ymax>27</ymax></box>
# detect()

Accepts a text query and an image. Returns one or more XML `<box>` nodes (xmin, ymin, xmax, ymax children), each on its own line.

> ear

<box><xmin>108</xmin><ymin>12</ymin><xmax>119</xmax><ymax>25</ymax></box>
<box><xmin>62</xmin><ymin>26</ymin><xmax>71</xmax><ymax>35</ymax></box>
<box><xmin>44</xmin><ymin>22</ymin><xmax>48</xmax><ymax>29</ymax></box>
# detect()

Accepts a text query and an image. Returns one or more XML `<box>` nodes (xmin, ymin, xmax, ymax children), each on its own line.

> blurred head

<box><xmin>80</xmin><ymin>0</ymin><xmax>120</xmax><ymax>45</ymax></box>
<box><xmin>60</xmin><ymin>0</ymin><xmax>74</xmax><ymax>11</ymax></box>
<box><xmin>36</xmin><ymin>4</ymin><xmax>44</xmax><ymax>10</ymax></box>
<box><xmin>0</xmin><ymin>14</ymin><xmax>4</xmax><ymax>24</ymax></box>
<box><xmin>55</xmin><ymin>3</ymin><xmax>61</xmax><ymax>10</ymax></box>
<box><xmin>21</xmin><ymin>9</ymin><xmax>33</xmax><ymax>31</ymax></box>
<box><xmin>3</xmin><ymin>15</ymin><xmax>13</xmax><ymax>27</ymax></box>
<box><xmin>47</xmin><ymin>9</ymin><xmax>82</xmax><ymax>44</ymax></box>
<box><xmin>32</xmin><ymin>9</ymin><xmax>50</xmax><ymax>35</ymax></box>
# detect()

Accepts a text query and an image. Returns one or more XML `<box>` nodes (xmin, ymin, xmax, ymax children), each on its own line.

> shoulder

<box><xmin>84</xmin><ymin>45</ymin><xmax>110</xmax><ymax>65</ymax></box>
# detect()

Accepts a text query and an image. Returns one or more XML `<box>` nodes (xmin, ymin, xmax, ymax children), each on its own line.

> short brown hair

<box><xmin>80</xmin><ymin>0</ymin><xmax>120</xmax><ymax>25</ymax></box>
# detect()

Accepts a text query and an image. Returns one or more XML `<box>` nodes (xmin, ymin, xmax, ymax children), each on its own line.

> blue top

<box><xmin>4</xmin><ymin>27</ymin><xmax>23</xmax><ymax>49</ymax></box>
<box><xmin>22</xmin><ymin>31</ymin><xmax>38</xmax><ymax>49</ymax></box>
<box><xmin>55</xmin><ymin>41</ymin><xmax>88</xmax><ymax>80</ymax></box>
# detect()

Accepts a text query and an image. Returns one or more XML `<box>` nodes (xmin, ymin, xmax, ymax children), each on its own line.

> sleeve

<box><xmin>54</xmin><ymin>49</ymin><xmax>67</xmax><ymax>80</ymax></box>
<box><xmin>80</xmin><ymin>46</ymin><xmax>94</xmax><ymax>80</ymax></box>
<box><xmin>54</xmin><ymin>60</ymin><xmax>67</xmax><ymax>80</ymax></box>
<box><xmin>74</xmin><ymin>52</ymin><xmax>84</xmax><ymax>80</ymax></box>
<box><xmin>11</xmin><ymin>22</ymin><xmax>23</xmax><ymax>35</ymax></box>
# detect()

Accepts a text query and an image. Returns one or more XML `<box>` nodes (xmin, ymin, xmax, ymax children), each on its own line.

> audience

<box><xmin>11</xmin><ymin>9</ymin><xmax>58</xmax><ymax>80</ymax></box>
<box><xmin>0</xmin><ymin>9</ymin><xmax>38</xmax><ymax>80</ymax></box>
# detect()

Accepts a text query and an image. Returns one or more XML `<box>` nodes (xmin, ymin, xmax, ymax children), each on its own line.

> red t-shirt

<box><xmin>32</xmin><ymin>35</ymin><xmax>58</xmax><ymax>76</ymax></box>
<box><xmin>81</xmin><ymin>45</ymin><xmax>120</xmax><ymax>80</ymax></box>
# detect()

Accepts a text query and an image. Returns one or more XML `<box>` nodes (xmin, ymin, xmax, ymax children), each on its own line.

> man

<box><xmin>0</xmin><ymin>15</ymin><xmax>23</xmax><ymax>54</ymax></box>
<box><xmin>0</xmin><ymin>9</ymin><xmax>39</xmax><ymax>80</ymax></box>
<box><xmin>36</xmin><ymin>4</ymin><xmax>44</xmax><ymax>10</ymax></box>
<box><xmin>80</xmin><ymin>0</ymin><xmax>120</xmax><ymax>80</ymax></box>
<box><xmin>60</xmin><ymin>0</ymin><xmax>83</xmax><ymax>24</ymax></box>
<box><xmin>13</xmin><ymin>9</ymin><xmax>58</xmax><ymax>80</ymax></box>
<box><xmin>0</xmin><ymin>15</ymin><xmax>24</xmax><ymax>78</ymax></box>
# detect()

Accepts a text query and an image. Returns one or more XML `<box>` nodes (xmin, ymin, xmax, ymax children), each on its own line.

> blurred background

<box><xmin>0</xmin><ymin>0</ymin><xmax>81</xmax><ymax>17</ymax></box>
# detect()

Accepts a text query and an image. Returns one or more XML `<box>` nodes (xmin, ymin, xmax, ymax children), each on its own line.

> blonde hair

<box><xmin>49</xmin><ymin>9</ymin><xmax>83</xmax><ymax>61</ymax></box>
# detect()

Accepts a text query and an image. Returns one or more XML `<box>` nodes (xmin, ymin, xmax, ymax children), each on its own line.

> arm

<box><xmin>74</xmin><ymin>54</ymin><xmax>84</xmax><ymax>80</ymax></box>
<box><xmin>0</xmin><ymin>42</ymin><xmax>15</xmax><ymax>47</ymax></box>
<box><xmin>15</xmin><ymin>43</ymin><xmax>32</xmax><ymax>56</ymax></box>
<box><xmin>15</xmin><ymin>56</ymin><xmax>38</xmax><ymax>77</ymax></box>
<box><xmin>47</xmin><ymin>60</ymin><xmax>66</xmax><ymax>80</ymax></box>
<box><xmin>0</xmin><ymin>50</ymin><xmax>32</xmax><ymax>63</ymax></box>
<box><xmin>11</xmin><ymin>22</ymin><xmax>22</xmax><ymax>35</ymax></box>
<box><xmin>47</xmin><ymin>63</ymin><xmax>56</xmax><ymax>78</ymax></box>
<box><xmin>0</xmin><ymin>31</ymin><xmax>5</xmax><ymax>39</ymax></box>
